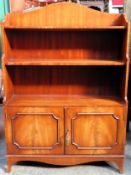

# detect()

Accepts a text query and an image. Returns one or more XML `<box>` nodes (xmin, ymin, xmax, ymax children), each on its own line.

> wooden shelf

<box><xmin>5</xmin><ymin>95</ymin><xmax>125</xmax><ymax>107</ymax></box>
<box><xmin>5</xmin><ymin>59</ymin><xmax>125</xmax><ymax>66</ymax></box>
<box><xmin>4</xmin><ymin>26</ymin><xmax>126</xmax><ymax>30</ymax></box>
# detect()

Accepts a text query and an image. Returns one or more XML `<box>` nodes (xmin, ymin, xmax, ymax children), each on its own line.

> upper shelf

<box><xmin>3</xmin><ymin>2</ymin><xmax>128</xmax><ymax>29</ymax></box>
<box><xmin>5</xmin><ymin>59</ymin><xmax>125</xmax><ymax>66</ymax></box>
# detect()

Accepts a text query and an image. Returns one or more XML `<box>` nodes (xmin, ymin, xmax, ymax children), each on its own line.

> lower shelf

<box><xmin>5</xmin><ymin>95</ymin><xmax>125</xmax><ymax>107</ymax></box>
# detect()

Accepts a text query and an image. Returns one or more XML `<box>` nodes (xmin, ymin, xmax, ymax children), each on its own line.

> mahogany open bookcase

<box><xmin>2</xmin><ymin>2</ymin><xmax>130</xmax><ymax>173</ymax></box>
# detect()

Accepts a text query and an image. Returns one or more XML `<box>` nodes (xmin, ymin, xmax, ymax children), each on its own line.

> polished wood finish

<box><xmin>5</xmin><ymin>107</ymin><xmax>64</xmax><ymax>155</ymax></box>
<box><xmin>65</xmin><ymin>107</ymin><xmax>124</xmax><ymax>155</ymax></box>
<box><xmin>6</xmin><ymin>156</ymin><xmax>124</xmax><ymax>174</ymax></box>
<box><xmin>2</xmin><ymin>2</ymin><xmax>129</xmax><ymax>173</ymax></box>
<box><xmin>127</xmin><ymin>23</ymin><xmax>131</xmax><ymax>130</ymax></box>
<box><xmin>4</xmin><ymin>29</ymin><xmax>125</xmax><ymax>60</ymax></box>
<box><xmin>3</xmin><ymin>2</ymin><xmax>127</xmax><ymax>28</ymax></box>
<box><xmin>4</xmin><ymin>66</ymin><xmax>125</xmax><ymax>97</ymax></box>
<box><xmin>5</xmin><ymin>59</ymin><xmax>125</xmax><ymax>66</ymax></box>
<box><xmin>5</xmin><ymin>95</ymin><xmax>125</xmax><ymax>107</ymax></box>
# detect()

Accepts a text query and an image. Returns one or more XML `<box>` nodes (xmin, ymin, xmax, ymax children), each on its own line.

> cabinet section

<box><xmin>65</xmin><ymin>107</ymin><xmax>125</xmax><ymax>155</ymax></box>
<box><xmin>5</xmin><ymin>107</ymin><xmax>64</xmax><ymax>155</ymax></box>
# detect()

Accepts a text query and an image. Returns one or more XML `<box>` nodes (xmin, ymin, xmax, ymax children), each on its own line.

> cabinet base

<box><xmin>6</xmin><ymin>155</ymin><xmax>124</xmax><ymax>174</ymax></box>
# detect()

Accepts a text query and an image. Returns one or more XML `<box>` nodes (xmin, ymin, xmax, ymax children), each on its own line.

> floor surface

<box><xmin>0</xmin><ymin>107</ymin><xmax>131</xmax><ymax>175</ymax></box>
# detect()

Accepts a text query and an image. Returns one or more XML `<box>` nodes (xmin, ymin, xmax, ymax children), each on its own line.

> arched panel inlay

<box><xmin>11</xmin><ymin>112</ymin><xmax>59</xmax><ymax>150</ymax></box>
<box><xmin>71</xmin><ymin>112</ymin><xmax>119</xmax><ymax>150</ymax></box>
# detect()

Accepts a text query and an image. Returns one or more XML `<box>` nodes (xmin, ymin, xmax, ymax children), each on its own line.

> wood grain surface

<box><xmin>2</xmin><ymin>2</ymin><xmax>129</xmax><ymax>173</ymax></box>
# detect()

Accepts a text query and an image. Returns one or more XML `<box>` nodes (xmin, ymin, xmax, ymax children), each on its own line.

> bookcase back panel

<box><xmin>7</xmin><ymin>66</ymin><xmax>123</xmax><ymax>98</ymax></box>
<box><xmin>5</xmin><ymin>29</ymin><xmax>124</xmax><ymax>60</ymax></box>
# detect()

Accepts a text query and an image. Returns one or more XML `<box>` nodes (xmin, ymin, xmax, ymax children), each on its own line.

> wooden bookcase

<box><xmin>2</xmin><ymin>2</ymin><xmax>130</xmax><ymax>173</ymax></box>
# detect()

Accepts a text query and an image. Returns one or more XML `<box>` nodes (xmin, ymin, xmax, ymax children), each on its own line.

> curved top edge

<box><xmin>3</xmin><ymin>2</ymin><xmax>127</xmax><ymax>28</ymax></box>
<box><xmin>10</xmin><ymin>2</ymin><xmax>118</xmax><ymax>16</ymax></box>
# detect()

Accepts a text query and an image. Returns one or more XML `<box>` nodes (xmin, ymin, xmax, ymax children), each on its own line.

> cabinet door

<box><xmin>5</xmin><ymin>107</ymin><xmax>64</xmax><ymax>155</ymax></box>
<box><xmin>65</xmin><ymin>107</ymin><xmax>125</xmax><ymax>155</ymax></box>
